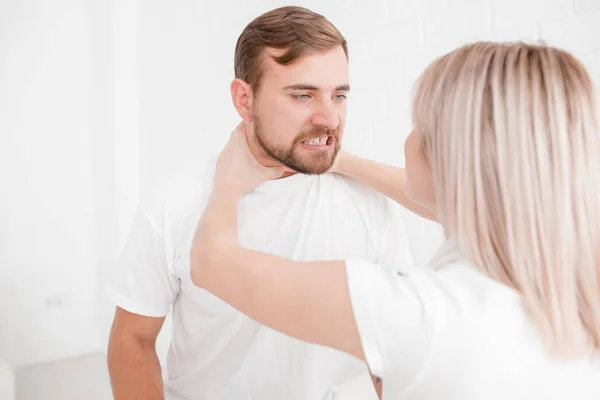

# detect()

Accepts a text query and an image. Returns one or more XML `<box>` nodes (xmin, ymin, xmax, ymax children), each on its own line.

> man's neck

<box><xmin>243</xmin><ymin>122</ymin><xmax>297</xmax><ymax>179</ymax></box>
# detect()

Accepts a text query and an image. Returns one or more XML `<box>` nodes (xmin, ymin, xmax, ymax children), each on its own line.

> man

<box><xmin>107</xmin><ymin>6</ymin><xmax>413</xmax><ymax>400</ymax></box>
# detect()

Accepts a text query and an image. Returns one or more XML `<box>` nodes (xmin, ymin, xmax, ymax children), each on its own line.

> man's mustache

<box><xmin>295</xmin><ymin>127</ymin><xmax>339</xmax><ymax>143</ymax></box>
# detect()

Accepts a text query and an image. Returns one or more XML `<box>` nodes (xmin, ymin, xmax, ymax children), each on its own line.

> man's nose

<box><xmin>311</xmin><ymin>100</ymin><xmax>340</xmax><ymax>130</ymax></box>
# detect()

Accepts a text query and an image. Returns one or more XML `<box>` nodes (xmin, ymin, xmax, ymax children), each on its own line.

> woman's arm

<box><xmin>191</xmin><ymin>190</ymin><xmax>366</xmax><ymax>362</ymax></box>
<box><xmin>334</xmin><ymin>152</ymin><xmax>438</xmax><ymax>222</ymax></box>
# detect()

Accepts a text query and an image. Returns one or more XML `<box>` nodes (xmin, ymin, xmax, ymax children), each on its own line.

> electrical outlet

<box><xmin>44</xmin><ymin>294</ymin><xmax>64</xmax><ymax>309</ymax></box>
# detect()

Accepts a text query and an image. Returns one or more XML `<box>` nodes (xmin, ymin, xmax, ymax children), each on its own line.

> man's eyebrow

<box><xmin>283</xmin><ymin>84</ymin><xmax>350</xmax><ymax>91</ymax></box>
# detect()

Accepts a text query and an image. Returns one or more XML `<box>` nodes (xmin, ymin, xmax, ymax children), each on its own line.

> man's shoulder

<box><xmin>325</xmin><ymin>173</ymin><xmax>397</xmax><ymax>212</ymax></box>
<box><xmin>159</xmin><ymin>156</ymin><xmax>217</xmax><ymax>199</ymax></box>
<box><xmin>139</xmin><ymin>156</ymin><xmax>217</xmax><ymax>225</ymax></box>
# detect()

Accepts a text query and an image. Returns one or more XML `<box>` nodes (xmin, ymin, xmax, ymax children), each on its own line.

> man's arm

<box><xmin>107</xmin><ymin>307</ymin><xmax>166</xmax><ymax>400</ymax></box>
<box><xmin>370</xmin><ymin>372</ymin><xmax>383</xmax><ymax>399</ymax></box>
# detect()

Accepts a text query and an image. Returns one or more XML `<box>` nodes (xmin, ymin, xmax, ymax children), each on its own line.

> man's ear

<box><xmin>230</xmin><ymin>78</ymin><xmax>254</xmax><ymax>122</ymax></box>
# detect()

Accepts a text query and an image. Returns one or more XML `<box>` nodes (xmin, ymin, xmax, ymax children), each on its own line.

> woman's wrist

<box><xmin>210</xmin><ymin>183</ymin><xmax>245</xmax><ymax>202</ymax></box>
<box><xmin>333</xmin><ymin>151</ymin><xmax>360</xmax><ymax>177</ymax></box>
<box><xmin>201</xmin><ymin>187</ymin><xmax>240</xmax><ymax>250</ymax></box>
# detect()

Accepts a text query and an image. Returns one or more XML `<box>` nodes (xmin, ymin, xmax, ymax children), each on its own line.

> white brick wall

<box><xmin>135</xmin><ymin>0</ymin><xmax>600</xmax><ymax>267</ymax></box>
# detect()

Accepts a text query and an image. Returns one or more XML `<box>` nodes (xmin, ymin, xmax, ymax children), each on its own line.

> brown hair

<box><xmin>234</xmin><ymin>6</ymin><xmax>348</xmax><ymax>93</ymax></box>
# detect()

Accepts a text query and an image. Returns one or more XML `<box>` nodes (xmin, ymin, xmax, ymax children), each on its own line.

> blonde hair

<box><xmin>412</xmin><ymin>42</ymin><xmax>600</xmax><ymax>356</ymax></box>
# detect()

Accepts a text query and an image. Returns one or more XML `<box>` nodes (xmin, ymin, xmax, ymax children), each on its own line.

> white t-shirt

<box><xmin>108</xmin><ymin>156</ymin><xmax>413</xmax><ymax>400</ymax></box>
<box><xmin>347</xmin><ymin>240</ymin><xmax>600</xmax><ymax>400</ymax></box>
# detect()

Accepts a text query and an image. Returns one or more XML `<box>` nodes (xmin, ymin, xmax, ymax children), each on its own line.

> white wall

<box><xmin>0</xmin><ymin>0</ymin><xmax>108</xmax><ymax>368</ymax></box>
<box><xmin>1</xmin><ymin>0</ymin><xmax>600</xmax><ymax>378</ymax></box>
<box><xmin>0</xmin><ymin>0</ymin><xmax>122</xmax><ymax>368</ymax></box>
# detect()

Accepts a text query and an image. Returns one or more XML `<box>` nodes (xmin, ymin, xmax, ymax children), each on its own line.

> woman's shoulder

<box><xmin>401</xmin><ymin>246</ymin><xmax>523</xmax><ymax>320</ymax></box>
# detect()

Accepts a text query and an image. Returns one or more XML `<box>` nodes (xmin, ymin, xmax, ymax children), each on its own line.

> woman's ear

<box><xmin>230</xmin><ymin>78</ymin><xmax>254</xmax><ymax>122</ymax></box>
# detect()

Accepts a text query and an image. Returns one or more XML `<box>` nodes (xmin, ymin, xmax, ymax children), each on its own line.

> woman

<box><xmin>191</xmin><ymin>42</ymin><xmax>600</xmax><ymax>399</ymax></box>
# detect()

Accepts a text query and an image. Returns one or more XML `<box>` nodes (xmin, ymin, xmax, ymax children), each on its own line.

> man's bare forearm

<box><xmin>370</xmin><ymin>373</ymin><xmax>382</xmax><ymax>399</ymax></box>
<box><xmin>107</xmin><ymin>338</ymin><xmax>164</xmax><ymax>400</ymax></box>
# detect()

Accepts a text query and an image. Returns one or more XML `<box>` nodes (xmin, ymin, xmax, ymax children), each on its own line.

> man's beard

<box><xmin>252</xmin><ymin>115</ymin><xmax>341</xmax><ymax>175</ymax></box>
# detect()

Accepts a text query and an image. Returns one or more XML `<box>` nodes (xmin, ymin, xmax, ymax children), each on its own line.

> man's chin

<box><xmin>286</xmin><ymin>163</ymin><xmax>333</xmax><ymax>175</ymax></box>
<box><xmin>278</xmin><ymin>150</ymin><xmax>337</xmax><ymax>175</ymax></box>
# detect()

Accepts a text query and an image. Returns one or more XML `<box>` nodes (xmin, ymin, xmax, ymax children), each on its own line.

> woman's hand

<box><xmin>328</xmin><ymin>149</ymin><xmax>350</xmax><ymax>175</ymax></box>
<box><xmin>212</xmin><ymin>123</ymin><xmax>285</xmax><ymax>198</ymax></box>
<box><xmin>191</xmin><ymin>123</ymin><xmax>284</xmax><ymax>287</ymax></box>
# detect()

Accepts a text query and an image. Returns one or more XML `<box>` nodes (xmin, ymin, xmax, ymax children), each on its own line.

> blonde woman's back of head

<box><xmin>412</xmin><ymin>41</ymin><xmax>600</xmax><ymax>357</ymax></box>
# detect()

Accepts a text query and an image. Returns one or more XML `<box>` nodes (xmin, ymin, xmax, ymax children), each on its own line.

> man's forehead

<box><xmin>261</xmin><ymin>46</ymin><xmax>349</xmax><ymax>88</ymax></box>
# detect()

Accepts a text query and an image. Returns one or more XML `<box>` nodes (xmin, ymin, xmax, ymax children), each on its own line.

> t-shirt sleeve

<box><xmin>106</xmin><ymin>205</ymin><xmax>180</xmax><ymax>317</ymax></box>
<box><xmin>345</xmin><ymin>260</ymin><xmax>439</xmax><ymax>393</ymax></box>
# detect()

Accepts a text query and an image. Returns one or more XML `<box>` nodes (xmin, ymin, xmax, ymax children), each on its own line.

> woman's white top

<box><xmin>346</xmin><ymin>240</ymin><xmax>600</xmax><ymax>399</ymax></box>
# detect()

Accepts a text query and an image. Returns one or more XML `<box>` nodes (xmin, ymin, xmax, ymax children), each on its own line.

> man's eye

<box><xmin>293</xmin><ymin>94</ymin><xmax>310</xmax><ymax>100</ymax></box>
<box><xmin>335</xmin><ymin>94</ymin><xmax>348</xmax><ymax>101</ymax></box>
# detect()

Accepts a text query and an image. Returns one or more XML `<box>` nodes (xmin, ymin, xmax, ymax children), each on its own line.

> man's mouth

<box><xmin>301</xmin><ymin>135</ymin><xmax>334</xmax><ymax>148</ymax></box>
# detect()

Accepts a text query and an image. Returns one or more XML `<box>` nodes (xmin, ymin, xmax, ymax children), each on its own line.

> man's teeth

<box><xmin>305</xmin><ymin>136</ymin><xmax>328</xmax><ymax>145</ymax></box>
